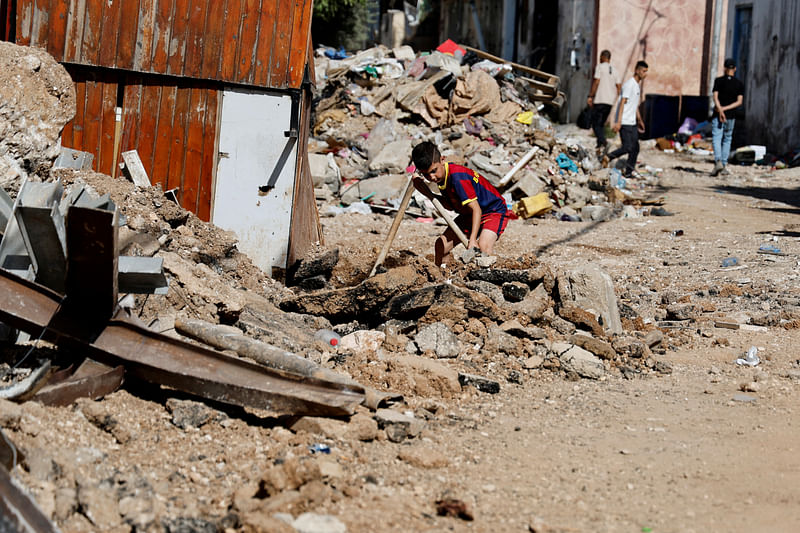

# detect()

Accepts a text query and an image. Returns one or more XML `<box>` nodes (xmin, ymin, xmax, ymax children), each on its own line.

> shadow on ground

<box><xmin>715</xmin><ymin>183</ymin><xmax>800</xmax><ymax>215</ymax></box>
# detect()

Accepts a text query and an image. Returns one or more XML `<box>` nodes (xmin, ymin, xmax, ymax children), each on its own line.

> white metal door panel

<box><xmin>213</xmin><ymin>89</ymin><xmax>297</xmax><ymax>276</ymax></box>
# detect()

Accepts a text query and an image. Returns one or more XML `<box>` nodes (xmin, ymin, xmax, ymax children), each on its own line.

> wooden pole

<box><xmin>368</xmin><ymin>179</ymin><xmax>415</xmax><ymax>277</ymax></box>
<box><xmin>431</xmin><ymin>198</ymin><xmax>470</xmax><ymax>248</ymax></box>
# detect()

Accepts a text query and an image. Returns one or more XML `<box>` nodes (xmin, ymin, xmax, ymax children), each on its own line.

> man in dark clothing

<box><xmin>711</xmin><ymin>58</ymin><xmax>745</xmax><ymax>176</ymax></box>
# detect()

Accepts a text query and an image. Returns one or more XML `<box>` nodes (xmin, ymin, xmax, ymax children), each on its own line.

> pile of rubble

<box><xmin>309</xmin><ymin>43</ymin><xmax>667</xmax><ymax>224</ymax></box>
<box><xmin>0</xmin><ymin>39</ymin><xmax>679</xmax><ymax>532</ymax></box>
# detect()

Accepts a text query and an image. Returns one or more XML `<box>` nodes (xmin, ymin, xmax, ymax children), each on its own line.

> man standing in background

<box><xmin>604</xmin><ymin>60</ymin><xmax>648</xmax><ymax>179</ymax></box>
<box><xmin>711</xmin><ymin>58</ymin><xmax>744</xmax><ymax>176</ymax></box>
<box><xmin>587</xmin><ymin>50</ymin><xmax>621</xmax><ymax>155</ymax></box>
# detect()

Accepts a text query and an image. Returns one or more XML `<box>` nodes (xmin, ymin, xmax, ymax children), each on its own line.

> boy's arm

<box><xmin>412</xmin><ymin>177</ymin><xmax>454</xmax><ymax>210</ymax></box>
<box><xmin>465</xmin><ymin>200</ymin><xmax>481</xmax><ymax>250</ymax></box>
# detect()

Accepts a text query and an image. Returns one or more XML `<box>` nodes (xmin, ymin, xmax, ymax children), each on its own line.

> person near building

<box><xmin>587</xmin><ymin>49</ymin><xmax>622</xmax><ymax>154</ymax></box>
<box><xmin>410</xmin><ymin>141</ymin><xmax>512</xmax><ymax>268</ymax></box>
<box><xmin>604</xmin><ymin>60</ymin><xmax>648</xmax><ymax>178</ymax></box>
<box><xmin>711</xmin><ymin>58</ymin><xmax>745</xmax><ymax>176</ymax></box>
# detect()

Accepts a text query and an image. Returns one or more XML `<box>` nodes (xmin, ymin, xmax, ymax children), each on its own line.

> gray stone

<box><xmin>499</xmin><ymin>319</ymin><xmax>527</xmax><ymax>337</ymax></box>
<box><xmin>502</xmin><ymin>281</ymin><xmax>530</xmax><ymax>302</ymax></box>
<box><xmin>524</xmin><ymin>355</ymin><xmax>544</xmax><ymax>369</ymax></box>
<box><xmin>644</xmin><ymin>329</ymin><xmax>664</xmax><ymax>348</ymax></box>
<box><xmin>475</xmin><ymin>255</ymin><xmax>497</xmax><ymax>268</ymax></box>
<box><xmin>612</xmin><ymin>336</ymin><xmax>650</xmax><ymax>359</ymax></box>
<box><xmin>510</xmin><ymin>283</ymin><xmax>551</xmax><ymax>321</ymax></box>
<box><xmin>557</xmin><ymin>264</ymin><xmax>623</xmax><ymax>335</ymax></box>
<box><xmin>165</xmin><ymin>398</ymin><xmax>214</xmax><ymax>429</ymax></box>
<box><xmin>666</xmin><ymin>303</ymin><xmax>698</xmax><ymax>321</ymax></box>
<box><xmin>458</xmin><ymin>372</ymin><xmax>500</xmax><ymax>393</ymax></box>
<box><xmin>551</xmin><ymin>315</ymin><xmax>576</xmax><ymax>335</ymax></box>
<box><xmin>414</xmin><ymin>322</ymin><xmax>461</xmax><ymax>358</ymax></box>
<box><xmin>465</xmin><ymin>280</ymin><xmax>504</xmax><ymax>306</ymax></box>
<box><xmin>340</xmin><ymin>173</ymin><xmax>408</xmax><ymax>206</ymax></box>
<box><xmin>484</xmin><ymin>325</ymin><xmax>522</xmax><ymax>356</ymax></box>
<box><xmin>309</xmin><ymin>153</ymin><xmax>340</xmax><ymax>192</ymax></box>
<box><xmin>369</xmin><ymin>139</ymin><xmax>413</xmax><ymax>173</ymax></box>
<box><xmin>566</xmin><ymin>184</ymin><xmax>592</xmax><ymax>207</ymax></box>
<box><xmin>374</xmin><ymin>409</ymin><xmax>424</xmax><ymax>441</ymax></box>
<box><xmin>553</xmin><ymin>343</ymin><xmax>605</xmax><ymax>379</ymax></box>
<box><xmin>580</xmin><ymin>205</ymin><xmax>613</xmax><ymax>221</ymax></box>
<box><xmin>509</xmin><ymin>172</ymin><xmax>547</xmax><ymax>197</ymax></box>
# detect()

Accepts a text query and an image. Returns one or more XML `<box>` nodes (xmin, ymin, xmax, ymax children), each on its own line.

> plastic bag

<box><xmin>577</xmin><ymin>106</ymin><xmax>592</xmax><ymax>129</ymax></box>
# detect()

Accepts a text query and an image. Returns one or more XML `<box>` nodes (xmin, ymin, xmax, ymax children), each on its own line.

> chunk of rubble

<box><xmin>414</xmin><ymin>322</ymin><xmax>461</xmax><ymax>358</ymax></box>
<box><xmin>552</xmin><ymin>342</ymin><xmax>605</xmax><ymax>379</ymax></box>
<box><xmin>557</xmin><ymin>264</ymin><xmax>623</xmax><ymax>335</ymax></box>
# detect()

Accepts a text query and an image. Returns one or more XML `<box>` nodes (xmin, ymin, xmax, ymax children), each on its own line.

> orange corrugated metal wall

<box><xmin>61</xmin><ymin>67</ymin><xmax>219</xmax><ymax>221</ymax></box>
<box><xmin>15</xmin><ymin>0</ymin><xmax>312</xmax><ymax>90</ymax></box>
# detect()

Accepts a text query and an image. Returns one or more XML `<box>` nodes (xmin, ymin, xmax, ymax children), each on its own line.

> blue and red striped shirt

<box><xmin>439</xmin><ymin>163</ymin><xmax>507</xmax><ymax>215</ymax></box>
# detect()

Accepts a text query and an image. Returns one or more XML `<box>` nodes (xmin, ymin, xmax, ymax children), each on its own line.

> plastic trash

<box><xmin>671</xmin><ymin>229</ymin><xmax>684</xmax><ymax>237</ymax></box>
<box><xmin>735</xmin><ymin>346</ymin><xmax>760</xmax><ymax>367</ymax></box>
<box><xmin>314</xmin><ymin>329</ymin><xmax>341</xmax><ymax>347</ymax></box>
<box><xmin>721</xmin><ymin>257</ymin><xmax>739</xmax><ymax>268</ymax></box>
<box><xmin>556</xmin><ymin>153</ymin><xmax>578</xmax><ymax>173</ymax></box>
<box><xmin>609</xmin><ymin>168</ymin><xmax>627</xmax><ymax>189</ymax></box>
<box><xmin>309</xmin><ymin>443</ymin><xmax>331</xmax><ymax>454</ymax></box>
<box><xmin>758</xmin><ymin>244</ymin><xmax>781</xmax><ymax>254</ymax></box>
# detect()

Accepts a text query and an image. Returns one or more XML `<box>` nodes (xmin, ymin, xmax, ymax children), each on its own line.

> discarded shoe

<box><xmin>711</xmin><ymin>160</ymin><xmax>723</xmax><ymax>176</ymax></box>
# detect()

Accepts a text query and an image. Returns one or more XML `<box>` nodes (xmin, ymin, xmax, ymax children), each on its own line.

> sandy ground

<box><xmin>5</xmin><ymin>131</ymin><xmax>800</xmax><ymax>533</ymax></box>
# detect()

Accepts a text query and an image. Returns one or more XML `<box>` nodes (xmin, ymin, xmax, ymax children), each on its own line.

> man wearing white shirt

<box><xmin>604</xmin><ymin>60</ymin><xmax>648</xmax><ymax>178</ymax></box>
<box><xmin>587</xmin><ymin>49</ymin><xmax>622</xmax><ymax>154</ymax></box>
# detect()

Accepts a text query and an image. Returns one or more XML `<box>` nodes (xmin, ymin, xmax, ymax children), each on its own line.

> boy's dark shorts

<box><xmin>454</xmin><ymin>211</ymin><xmax>511</xmax><ymax>237</ymax></box>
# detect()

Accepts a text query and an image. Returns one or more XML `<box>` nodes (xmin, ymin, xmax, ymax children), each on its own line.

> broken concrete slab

<box><xmin>557</xmin><ymin>264</ymin><xmax>622</xmax><ymax>335</ymax></box>
<box><xmin>509</xmin><ymin>283</ymin><xmax>551</xmax><ymax>321</ymax></box>
<box><xmin>368</xmin><ymin>139</ymin><xmax>413</xmax><ymax>173</ymax></box>
<box><xmin>414</xmin><ymin>322</ymin><xmax>461</xmax><ymax>358</ymax></box>
<box><xmin>383</xmin><ymin>282</ymin><xmax>502</xmax><ymax>322</ymax></box>
<box><xmin>558</xmin><ymin>304</ymin><xmax>605</xmax><ymax>337</ymax></box>
<box><xmin>568</xmin><ymin>334</ymin><xmax>616</xmax><ymax>360</ymax></box>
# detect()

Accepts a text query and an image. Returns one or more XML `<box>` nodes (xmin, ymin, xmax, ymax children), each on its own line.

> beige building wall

<box><xmin>596</xmin><ymin>0</ymin><xmax>728</xmax><ymax>97</ymax></box>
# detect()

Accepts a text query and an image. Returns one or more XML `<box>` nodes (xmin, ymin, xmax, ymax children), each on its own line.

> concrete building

<box><xmin>723</xmin><ymin>0</ymin><xmax>800</xmax><ymax>154</ymax></box>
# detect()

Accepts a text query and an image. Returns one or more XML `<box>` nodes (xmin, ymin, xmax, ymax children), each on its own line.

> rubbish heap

<box><xmin>309</xmin><ymin>42</ymin><xmax>667</xmax><ymax>224</ymax></box>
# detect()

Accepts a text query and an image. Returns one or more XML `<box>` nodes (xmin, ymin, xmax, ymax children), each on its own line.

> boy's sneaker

<box><xmin>625</xmin><ymin>170</ymin><xmax>643</xmax><ymax>180</ymax></box>
<box><xmin>711</xmin><ymin>161</ymin><xmax>723</xmax><ymax>176</ymax></box>
<box><xmin>720</xmin><ymin>165</ymin><xmax>731</xmax><ymax>176</ymax></box>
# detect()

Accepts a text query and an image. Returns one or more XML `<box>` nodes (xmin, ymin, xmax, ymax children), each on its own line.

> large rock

<box><xmin>552</xmin><ymin>342</ymin><xmax>605</xmax><ymax>379</ymax></box>
<box><xmin>557</xmin><ymin>264</ymin><xmax>622</xmax><ymax>335</ymax></box>
<box><xmin>0</xmin><ymin>41</ymin><xmax>76</xmax><ymax>192</ymax></box>
<box><xmin>309</xmin><ymin>153</ymin><xmax>340</xmax><ymax>193</ymax></box>
<box><xmin>368</xmin><ymin>139</ymin><xmax>413</xmax><ymax>173</ymax></box>
<box><xmin>384</xmin><ymin>283</ymin><xmax>502</xmax><ymax>321</ymax></box>
<box><xmin>340</xmin><ymin>173</ymin><xmax>408</xmax><ymax>206</ymax></box>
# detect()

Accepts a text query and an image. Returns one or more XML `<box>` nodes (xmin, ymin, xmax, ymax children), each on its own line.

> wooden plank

<box><xmin>119</xmin><ymin>76</ymin><xmax>143</xmax><ymax>164</ymax></box>
<box><xmin>98</xmin><ymin>80</ymin><xmax>118</xmax><ymax>175</ymax></box>
<box><xmin>182</xmin><ymin>0</ymin><xmax>208</xmax><ymax>78</ymax></box>
<box><xmin>82</xmin><ymin>80</ymin><xmax>103</xmax><ymax>170</ymax></box>
<box><xmin>81</xmin><ymin>0</ymin><xmax>103</xmax><ymax>64</ymax></box>
<box><xmin>197</xmin><ymin>88</ymin><xmax>219</xmax><ymax>222</ymax></box>
<box><xmin>234</xmin><ymin>0</ymin><xmax>260</xmax><ymax>84</ymax></box>
<box><xmin>97</xmin><ymin>0</ymin><xmax>122</xmax><ymax>67</ymax></box>
<box><xmin>116</xmin><ymin>0</ymin><xmax>141</xmax><ymax>69</ymax></box>
<box><xmin>287</xmin><ymin>0</ymin><xmax>313</xmax><ymax>88</ymax></box>
<box><xmin>200</xmin><ymin>0</ymin><xmax>226</xmax><ymax>79</ymax></box>
<box><xmin>134</xmin><ymin>0</ymin><xmax>156</xmax><ymax>71</ymax></box>
<box><xmin>47</xmin><ymin>0</ymin><xmax>70</xmax><ymax>60</ymax></box>
<box><xmin>64</xmin><ymin>0</ymin><xmax>87</xmax><ymax>62</ymax></box>
<box><xmin>166</xmin><ymin>0</ymin><xmax>190</xmax><ymax>75</ymax></box>
<box><xmin>460</xmin><ymin>44</ymin><xmax>560</xmax><ymax>86</ymax></box>
<box><xmin>29</xmin><ymin>0</ymin><xmax>49</xmax><ymax>48</ymax></box>
<box><xmin>182</xmin><ymin>86</ymin><xmax>207</xmax><ymax>213</ymax></box>
<box><xmin>16</xmin><ymin>1</ymin><xmax>32</xmax><ymax>45</ymax></box>
<box><xmin>136</xmin><ymin>84</ymin><xmax>161</xmax><ymax>176</ymax></box>
<box><xmin>252</xmin><ymin>0</ymin><xmax>277</xmax><ymax>86</ymax></box>
<box><xmin>150</xmin><ymin>0</ymin><xmax>174</xmax><ymax>73</ymax></box>
<box><xmin>121</xmin><ymin>150</ymin><xmax>152</xmax><ymax>187</ymax></box>
<box><xmin>72</xmin><ymin>77</ymin><xmax>87</xmax><ymax>149</ymax></box>
<box><xmin>269</xmin><ymin>0</ymin><xmax>295</xmax><ymax>88</ymax></box>
<box><xmin>166</xmin><ymin>86</ymin><xmax>191</xmax><ymax>204</ymax></box>
<box><xmin>152</xmin><ymin>85</ymin><xmax>177</xmax><ymax>190</ymax></box>
<box><xmin>219</xmin><ymin>0</ymin><xmax>243</xmax><ymax>81</ymax></box>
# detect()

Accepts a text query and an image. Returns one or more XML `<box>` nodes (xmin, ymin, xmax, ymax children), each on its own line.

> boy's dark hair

<box><xmin>411</xmin><ymin>141</ymin><xmax>440</xmax><ymax>171</ymax></box>
<box><xmin>635</xmin><ymin>60</ymin><xmax>649</xmax><ymax>70</ymax></box>
<box><xmin>600</xmin><ymin>49</ymin><xmax>611</xmax><ymax>60</ymax></box>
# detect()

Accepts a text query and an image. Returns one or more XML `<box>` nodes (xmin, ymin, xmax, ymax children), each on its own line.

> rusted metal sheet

<box><xmin>0</xmin><ymin>465</ymin><xmax>60</xmax><ymax>533</ymax></box>
<box><xmin>0</xmin><ymin>269</ymin><xmax>366</xmax><ymax>416</ymax></box>
<box><xmin>15</xmin><ymin>0</ymin><xmax>313</xmax><ymax>90</ymax></box>
<box><xmin>31</xmin><ymin>359</ymin><xmax>124</xmax><ymax>406</ymax></box>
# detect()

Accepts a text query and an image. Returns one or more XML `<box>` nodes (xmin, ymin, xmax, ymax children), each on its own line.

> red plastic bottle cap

<box><xmin>330</xmin><ymin>338</ymin><xmax>338</xmax><ymax>346</ymax></box>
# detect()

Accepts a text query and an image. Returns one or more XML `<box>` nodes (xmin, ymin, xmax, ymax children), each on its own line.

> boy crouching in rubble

<box><xmin>411</xmin><ymin>141</ymin><xmax>514</xmax><ymax>267</ymax></box>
